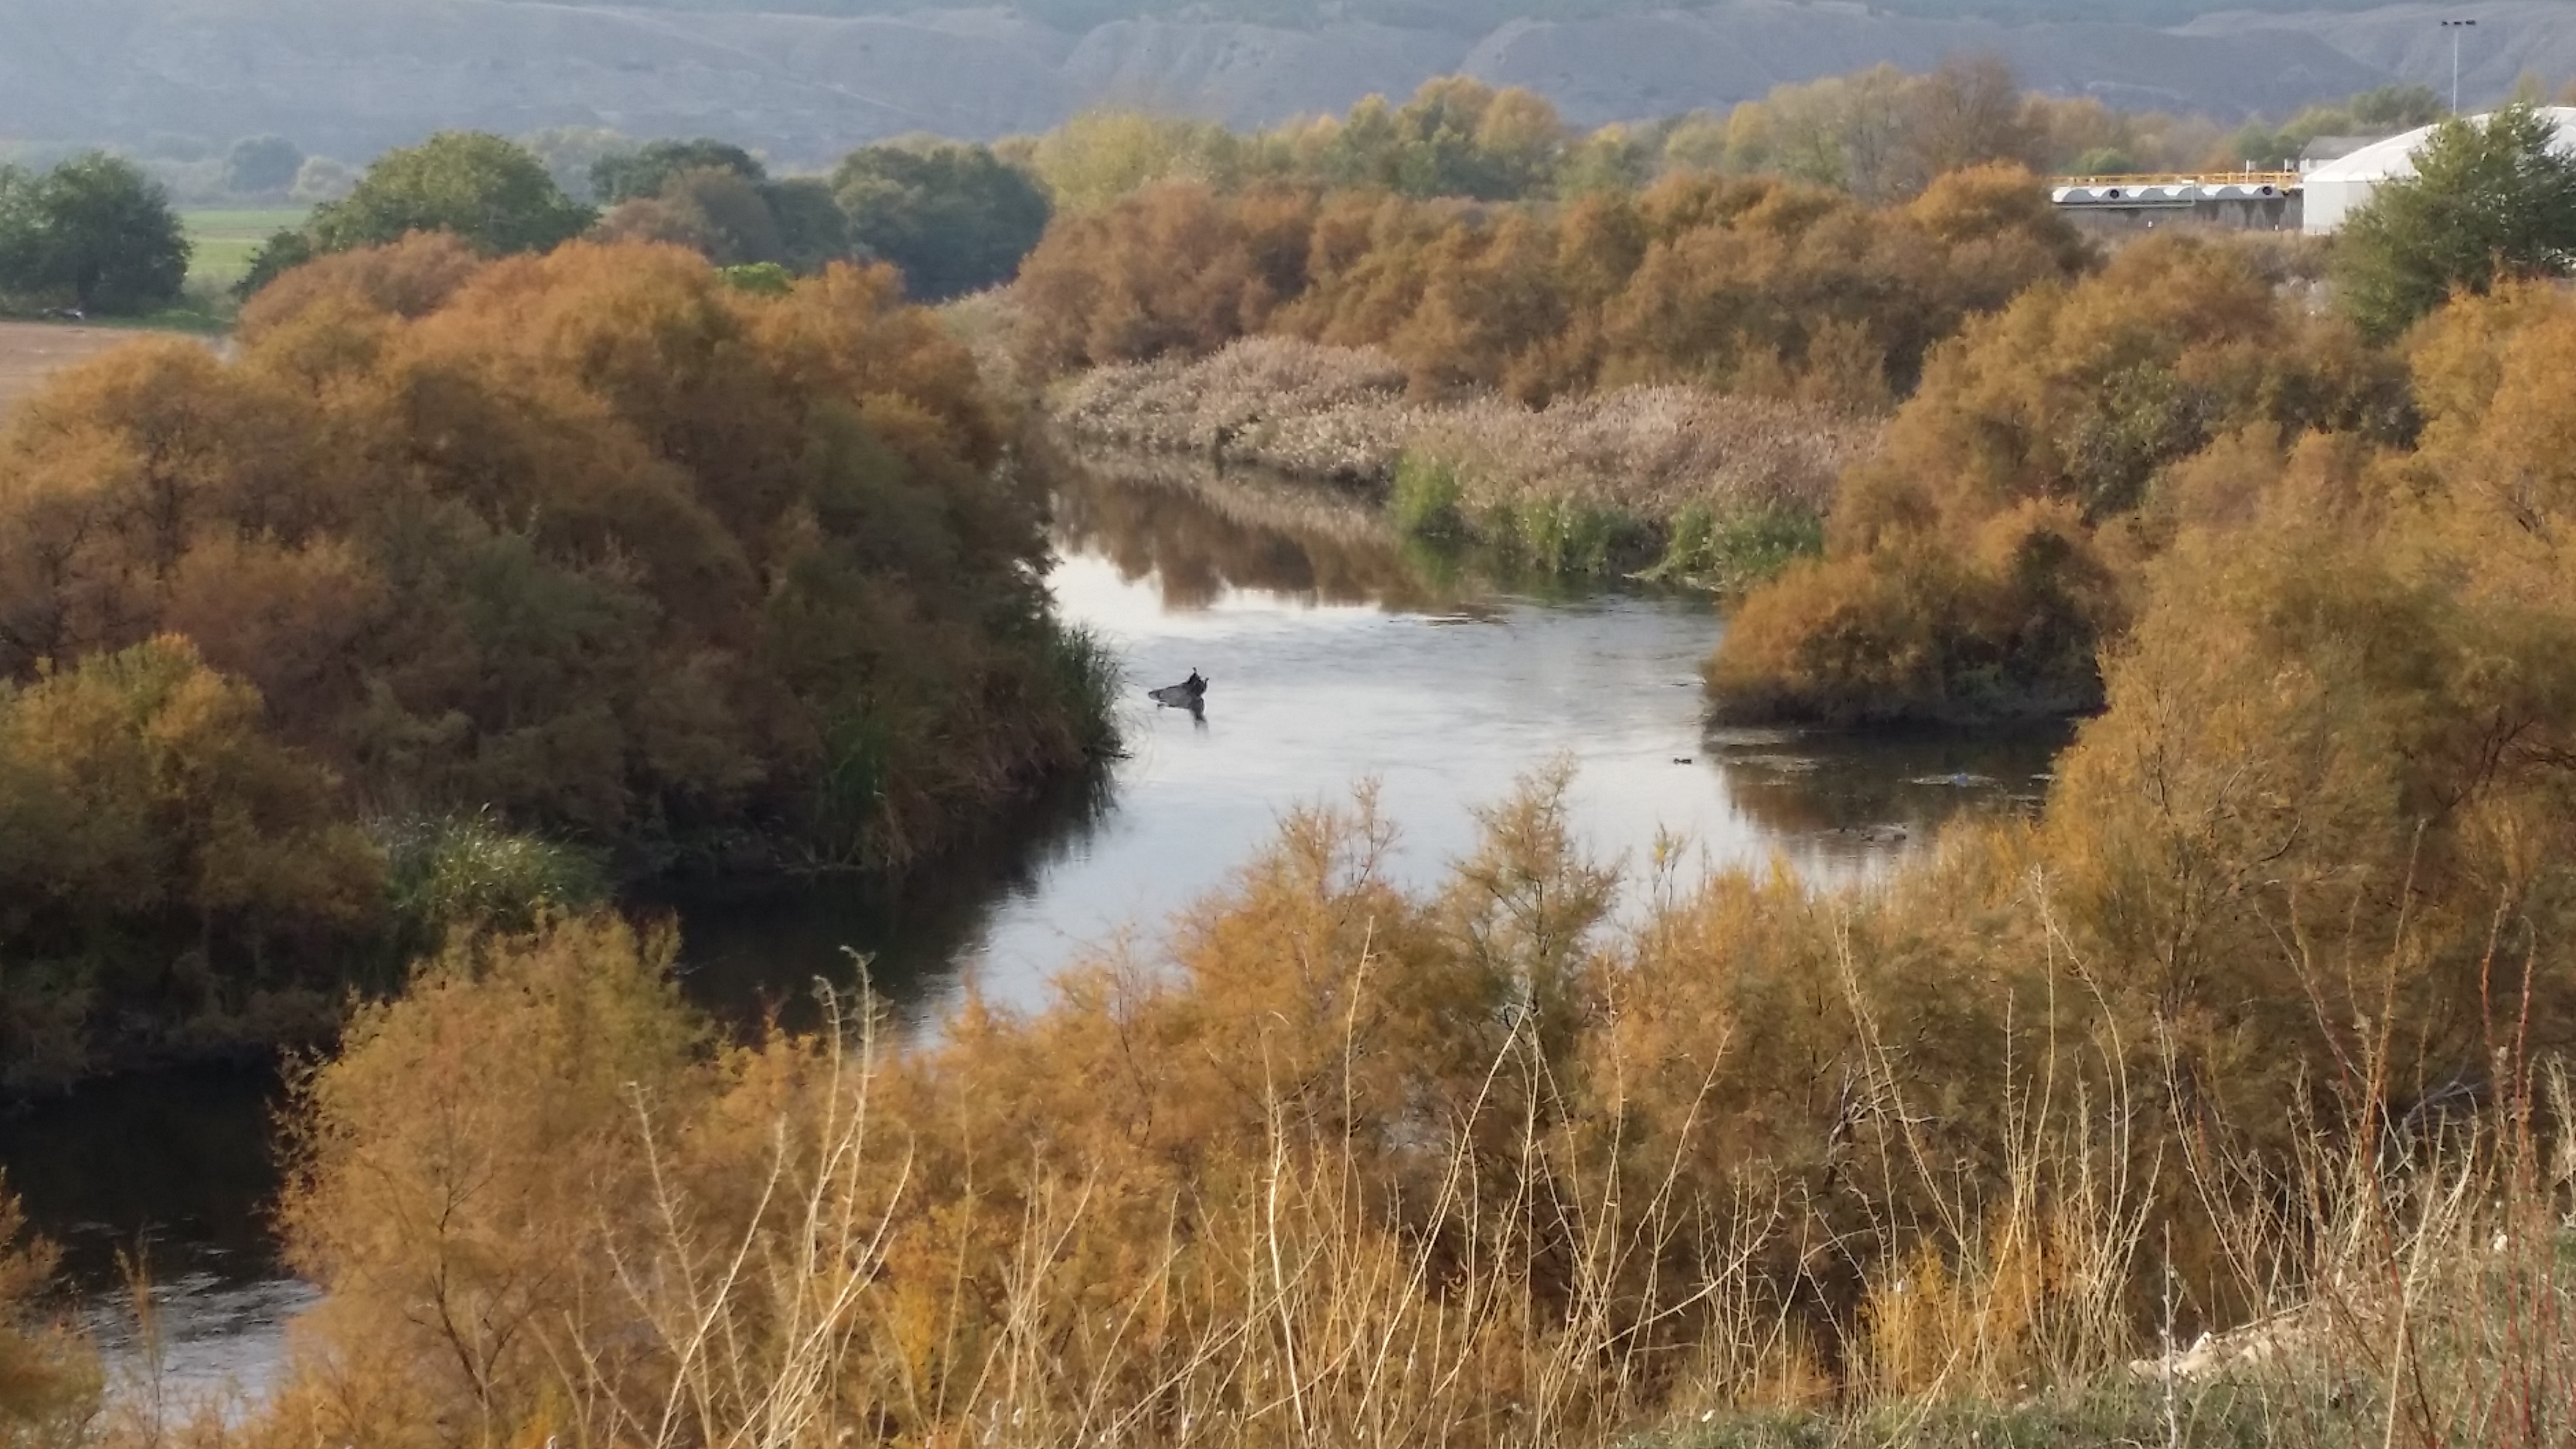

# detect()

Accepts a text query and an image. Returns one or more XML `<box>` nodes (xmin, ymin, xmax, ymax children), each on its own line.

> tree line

<box><xmin>1013</xmin><ymin>162</ymin><xmax>2091</xmax><ymax>409</ymax></box>
<box><xmin>224</xmin><ymin>62</ymin><xmax>2487</xmax><ymax>320</ymax></box>
<box><xmin>240</xmin><ymin>130</ymin><xmax>1052</xmax><ymax>305</ymax></box>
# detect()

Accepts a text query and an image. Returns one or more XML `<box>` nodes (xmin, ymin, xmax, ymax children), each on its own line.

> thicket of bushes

<box><xmin>1015</xmin><ymin>163</ymin><xmax>2091</xmax><ymax>411</ymax></box>
<box><xmin>0</xmin><ymin>235</ymin><xmax>1113</xmax><ymax>1081</ymax></box>
<box><xmin>1012</xmin><ymin>160</ymin><xmax>2086</xmax><ymax>589</ymax></box>
<box><xmin>1704</xmin><ymin>233</ymin><xmax>2411</xmax><ymax>724</ymax></box>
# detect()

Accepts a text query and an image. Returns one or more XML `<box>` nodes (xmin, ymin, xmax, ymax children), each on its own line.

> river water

<box><xmin>0</xmin><ymin>451</ymin><xmax>2069</xmax><ymax>1407</ymax></box>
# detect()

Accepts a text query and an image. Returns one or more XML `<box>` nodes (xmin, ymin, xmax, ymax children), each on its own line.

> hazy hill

<box><xmin>1</xmin><ymin>0</ymin><xmax>2567</xmax><ymax>163</ymax></box>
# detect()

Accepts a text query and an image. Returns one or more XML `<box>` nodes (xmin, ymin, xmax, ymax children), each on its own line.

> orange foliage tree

<box><xmin>1013</xmin><ymin>165</ymin><xmax>2091</xmax><ymax>410</ymax></box>
<box><xmin>0</xmin><ymin>238</ymin><xmax>1113</xmax><ymax>1079</ymax></box>
<box><xmin>1707</xmin><ymin>235</ymin><xmax>2413</xmax><ymax>724</ymax></box>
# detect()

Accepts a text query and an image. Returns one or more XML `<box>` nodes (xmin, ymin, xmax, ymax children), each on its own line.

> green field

<box><xmin>183</xmin><ymin>207</ymin><xmax>308</xmax><ymax>290</ymax></box>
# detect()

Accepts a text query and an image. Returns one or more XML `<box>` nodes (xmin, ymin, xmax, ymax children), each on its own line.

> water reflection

<box><xmin>1706</xmin><ymin>723</ymin><xmax>2073</xmax><ymax>862</ymax></box>
<box><xmin>0</xmin><ymin>1066</ymin><xmax>312</xmax><ymax>1401</ymax></box>
<box><xmin>647</xmin><ymin>763</ymin><xmax>1115</xmax><ymax>1033</ymax></box>
<box><xmin>1049</xmin><ymin>449</ymin><xmax>1456</xmax><ymax>613</ymax></box>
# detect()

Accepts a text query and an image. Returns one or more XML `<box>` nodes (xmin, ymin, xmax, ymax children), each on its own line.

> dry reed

<box><xmin>106</xmin><ymin>776</ymin><xmax>2574</xmax><ymax>1449</ymax></box>
<box><xmin>1048</xmin><ymin>338</ymin><xmax>1878</xmax><ymax>527</ymax></box>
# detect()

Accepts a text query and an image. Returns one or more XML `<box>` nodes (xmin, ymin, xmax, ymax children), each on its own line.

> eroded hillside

<box><xmin>3</xmin><ymin>0</ymin><xmax>2564</xmax><ymax>161</ymax></box>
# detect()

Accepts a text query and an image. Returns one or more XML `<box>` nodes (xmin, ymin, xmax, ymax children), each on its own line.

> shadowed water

<box><xmin>0</xmin><ymin>448</ymin><xmax>2071</xmax><ymax>1402</ymax></box>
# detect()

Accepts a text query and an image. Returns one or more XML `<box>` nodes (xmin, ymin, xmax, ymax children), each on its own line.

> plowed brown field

<box><xmin>0</xmin><ymin>320</ymin><xmax>160</xmax><ymax>423</ymax></box>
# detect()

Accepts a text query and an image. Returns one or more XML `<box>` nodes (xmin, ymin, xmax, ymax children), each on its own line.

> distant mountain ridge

<box><xmin>0</xmin><ymin>0</ymin><xmax>2565</xmax><ymax>163</ymax></box>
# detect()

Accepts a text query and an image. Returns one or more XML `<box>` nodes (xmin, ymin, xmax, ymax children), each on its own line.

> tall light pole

<box><xmin>2442</xmin><ymin>18</ymin><xmax>2477</xmax><ymax>115</ymax></box>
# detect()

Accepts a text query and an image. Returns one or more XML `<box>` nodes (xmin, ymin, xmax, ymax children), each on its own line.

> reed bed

<box><xmin>1049</xmin><ymin>338</ymin><xmax>1879</xmax><ymax>533</ymax></box>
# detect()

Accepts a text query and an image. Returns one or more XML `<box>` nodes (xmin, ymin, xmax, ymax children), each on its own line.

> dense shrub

<box><xmin>1015</xmin><ymin>165</ymin><xmax>2090</xmax><ymax>412</ymax></box>
<box><xmin>0</xmin><ymin>1179</ymin><xmax>93</xmax><ymax>1443</ymax></box>
<box><xmin>1705</xmin><ymin>235</ymin><xmax>2414</xmax><ymax>723</ymax></box>
<box><xmin>1707</xmin><ymin>500</ymin><xmax>2122</xmax><ymax>723</ymax></box>
<box><xmin>0</xmin><ymin>240</ymin><xmax>1113</xmax><ymax>1076</ymax></box>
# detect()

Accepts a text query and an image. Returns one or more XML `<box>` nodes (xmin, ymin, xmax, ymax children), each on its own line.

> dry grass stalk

<box><xmin>126</xmin><ymin>786</ymin><xmax>2576</xmax><ymax>1449</ymax></box>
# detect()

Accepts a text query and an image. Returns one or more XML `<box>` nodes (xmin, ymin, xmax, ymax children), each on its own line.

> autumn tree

<box><xmin>1892</xmin><ymin>54</ymin><xmax>2042</xmax><ymax>194</ymax></box>
<box><xmin>1708</xmin><ymin>235</ymin><xmax>2408</xmax><ymax>724</ymax></box>
<box><xmin>1014</xmin><ymin>181</ymin><xmax>1319</xmax><ymax>373</ymax></box>
<box><xmin>0</xmin><ymin>239</ymin><xmax>1114</xmax><ymax>1075</ymax></box>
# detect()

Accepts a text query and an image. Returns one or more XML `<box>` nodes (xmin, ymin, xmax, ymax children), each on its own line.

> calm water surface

<box><xmin>0</xmin><ymin>451</ymin><xmax>2068</xmax><ymax>1400</ymax></box>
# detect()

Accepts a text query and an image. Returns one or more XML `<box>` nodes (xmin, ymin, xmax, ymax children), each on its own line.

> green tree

<box><xmin>1315</xmin><ymin>79</ymin><xmax>1567</xmax><ymax>200</ymax></box>
<box><xmin>832</xmin><ymin>141</ymin><xmax>1050</xmax><ymax>301</ymax></box>
<box><xmin>311</xmin><ymin>132</ymin><xmax>593</xmax><ymax>258</ymax></box>
<box><xmin>659</xmin><ymin>167</ymin><xmax>784</xmax><ymax>264</ymax></box>
<box><xmin>2334</xmin><ymin>103</ymin><xmax>2576</xmax><ymax>341</ymax></box>
<box><xmin>0</xmin><ymin>165</ymin><xmax>37</xmax><ymax>293</ymax></box>
<box><xmin>590</xmin><ymin>138</ymin><xmax>766</xmax><ymax>205</ymax></box>
<box><xmin>761</xmin><ymin>176</ymin><xmax>854</xmax><ymax>273</ymax></box>
<box><xmin>224</xmin><ymin>134</ymin><xmax>306</xmax><ymax>195</ymax></box>
<box><xmin>0</xmin><ymin>153</ymin><xmax>189</xmax><ymax>314</ymax></box>
<box><xmin>2348</xmin><ymin>82</ymin><xmax>2445</xmax><ymax>130</ymax></box>
<box><xmin>235</xmin><ymin>229</ymin><xmax>316</xmax><ymax>300</ymax></box>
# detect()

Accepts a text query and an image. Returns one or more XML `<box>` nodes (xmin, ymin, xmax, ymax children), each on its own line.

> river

<box><xmin>0</xmin><ymin>450</ymin><xmax>2069</xmax><ymax>1408</ymax></box>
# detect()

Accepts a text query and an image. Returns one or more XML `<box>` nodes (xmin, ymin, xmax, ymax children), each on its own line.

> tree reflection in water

<box><xmin>1702</xmin><ymin>721</ymin><xmax>2073</xmax><ymax>847</ymax></box>
<box><xmin>1044</xmin><ymin>446</ymin><xmax>1462</xmax><ymax>614</ymax></box>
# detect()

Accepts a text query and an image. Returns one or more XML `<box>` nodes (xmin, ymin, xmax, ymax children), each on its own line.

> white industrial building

<box><xmin>2303</xmin><ymin>107</ymin><xmax>2576</xmax><ymax>235</ymax></box>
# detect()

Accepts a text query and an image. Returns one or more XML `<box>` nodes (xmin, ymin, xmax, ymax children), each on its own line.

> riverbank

<box><xmin>0</xmin><ymin>243</ymin><xmax>1128</xmax><ymax>1096</ymax></box>
<box><xmin>1045</xmin><ymin>337</ymin><xmax>1880</xmax><ymax>585</ymax></box>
